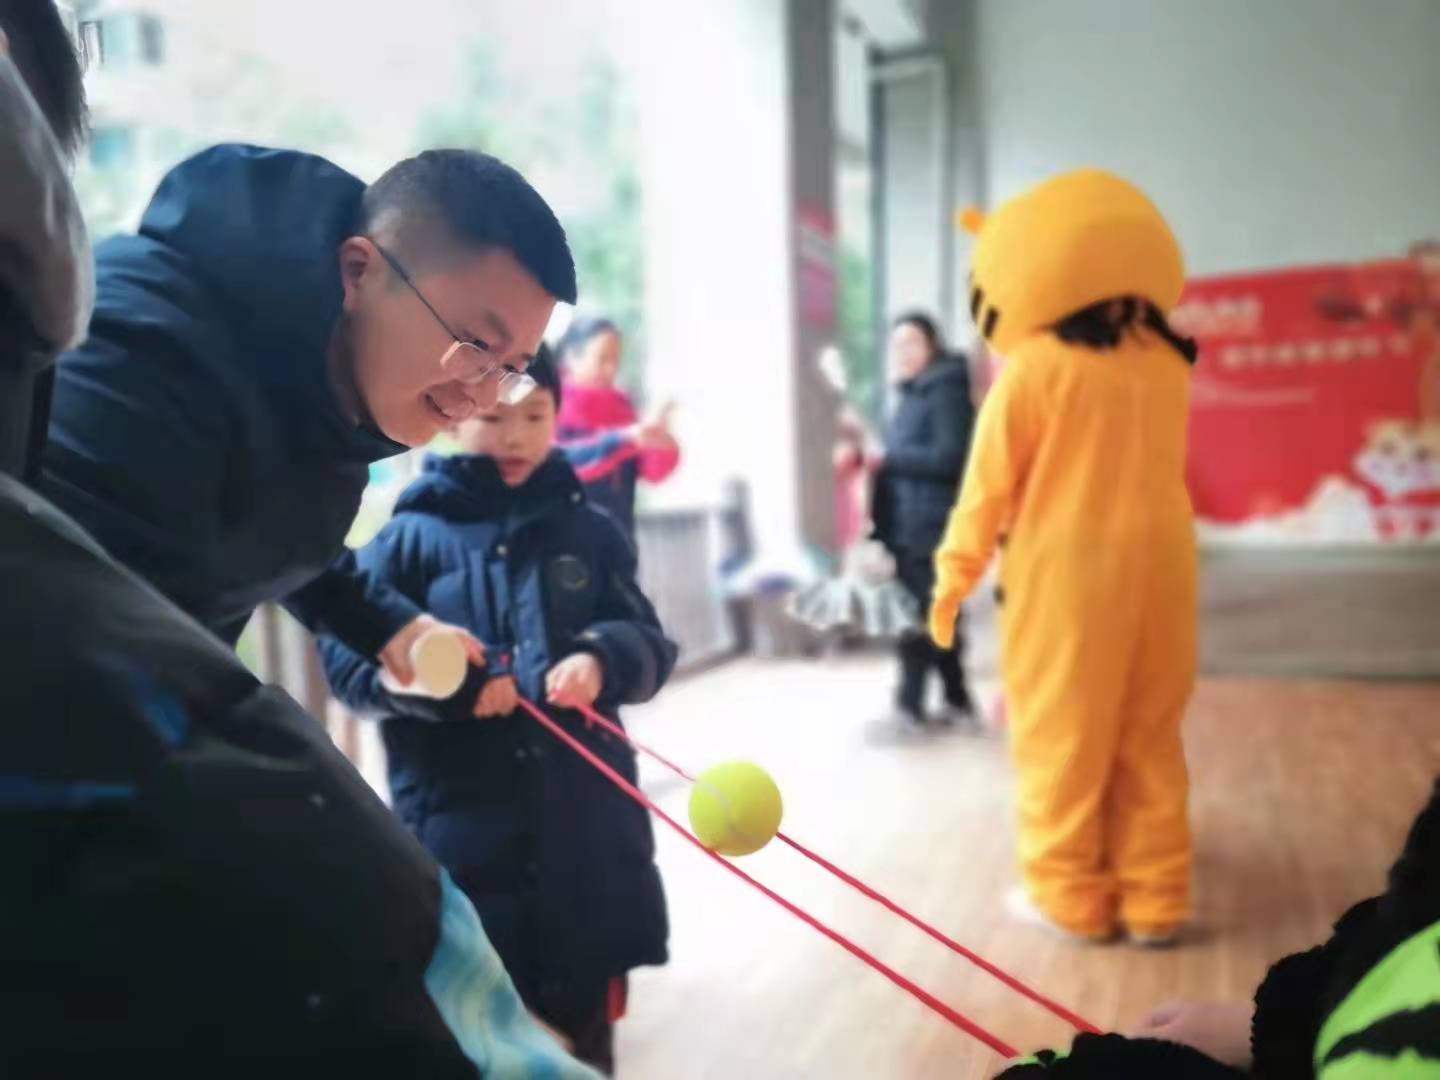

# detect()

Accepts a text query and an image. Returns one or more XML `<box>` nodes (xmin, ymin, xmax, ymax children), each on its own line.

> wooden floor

<box><xmin>613</xmin><ymin>657</ymin><xmax>1440</xmax><ymax>1079</ymax></box>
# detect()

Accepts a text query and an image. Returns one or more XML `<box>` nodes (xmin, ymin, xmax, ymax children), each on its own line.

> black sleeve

<box><xmin>318</xmin><ymin>632</ymin><xmax>490</xmax><ymax>725</ymax></box>
<box><xmin>41</xmin><ymin>314</ymin><xmax>232</xmax><ymax>622</ymax></box>
<box><xmin>284</xmin><ymin>548</ymin><xmax>422</xmax><ymax>660</ymax></box>
<box><xmin>1248</xmin><ymin>899</ymin><xmax>1386</xmax><ymax>1080</ymax></box>
<box><xmin>313</xmin><ymin>518</ymin><xmax>487</xmax><ymax>724</ymax></box>
<box><xmin>45</xmin><ymin>274</ymin><xmax>418</xmax><ymax>657</ymax></box>
<box><xmin>996</xmin><ymin>1033</ymin><xmax>1246</xmax><ymax>1079</ymax></box>
<box><xmin>883</xmin><ymin>363</ymin><xmax>975</xmax><ymax>482</ymax></box>
<box><xmin>571</xmin><ymin>517</ymin><xmax>678</xmax><ymax>707</ymax></box>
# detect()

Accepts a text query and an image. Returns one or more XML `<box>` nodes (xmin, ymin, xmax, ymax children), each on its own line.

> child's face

<box><xmin>568</xmin><ymin>330</ymin><xmax>623</xmax><ymax>389</ymax></box>
<box><xmin>456</xmin><ymin>388</ymin><xmax>557</xmax><ymax>487</ymax></box>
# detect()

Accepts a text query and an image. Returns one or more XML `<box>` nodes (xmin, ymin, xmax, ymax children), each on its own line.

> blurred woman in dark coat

<box><xmin>872</xmin><ymin>312</ymin><xmax>977</xmax><ymax>730</ymax></box>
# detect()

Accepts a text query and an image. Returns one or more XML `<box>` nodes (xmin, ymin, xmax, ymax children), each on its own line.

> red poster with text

<box><xmin>796</xmin><ymin>205</ymin><xmax>836</xmax><ymax>329</ymax></box>
<box><xmin>1175</xmin><ymin>244</ymin><xmax>1440</xmax><ymax>545</ymax></box>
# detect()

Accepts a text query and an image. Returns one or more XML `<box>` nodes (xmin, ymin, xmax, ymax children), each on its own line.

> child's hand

<box><xmin>473</xmin><ymin>675</ymin><xmax>519</xmax><ymax>719</ymax></box>
<box><xmin>633</xmin><ymin>421</ymin><xmax>676</xmax><ymax>454</ymax></box>
<box><xmin>1128</xmin><ymin>1000</ymin><xmax>1254</xmax><ymax>1068</ymax></box>
<box><xmin>633</xmin><ymin>403</ymin><xmax>677</xmax><ymax>452</ymax></box>
<box><xmin>546</xmin><ymin>654</ymin><xmax>604</xmax><ymax>709</ymax></box>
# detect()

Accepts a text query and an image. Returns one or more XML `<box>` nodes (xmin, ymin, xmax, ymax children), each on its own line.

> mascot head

<box><xmin>959</xmin><ymin>169</ymin><xmax>1184</xmax><ymax>356</ymax></box>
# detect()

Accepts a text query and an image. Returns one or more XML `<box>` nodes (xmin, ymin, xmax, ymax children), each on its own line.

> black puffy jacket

<box><xmin>873</xmin><ymin>354</ymin><xmax>976</xmax><ymax>557</ymax></box>
<box><xmin>0</xmin><ymin>478</ymin><xmax>596</xmax><ymax>1078</ymax></box>
<box><xmin>41</xmin><ymin>144</ymin><xmax>419</xmax><ymax>654</ymax></box>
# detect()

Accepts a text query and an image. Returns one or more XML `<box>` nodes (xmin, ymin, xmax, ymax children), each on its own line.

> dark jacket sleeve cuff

<box><xmin>997</xmin><ymin>1033</ymin><xmax>1247</xmax><ymax>1078</ymax></box>
<box><xmin>286</xmin><ymin>567</ymin><xmax>423</xmax><ymax>660</ymax></box>
<box><xmin>375</xmin><ymin>662</ymin><xmax>490</xmax><ymax>724</ymax></box>
<box><xmin>367</xmin><ymin>587</ymin><xmax>425</xmax><ymax>650</ymax></box>
<box><xmin>344</xmin><ymin>583</ymin><xmax>424</xmax><ymax>659</ymax></box>
<box><xmin>1250</xmin><ymin>896</ymin><xmax>1381</xmax><ymax>1078</ymax></box>
<box><xmin>572</xmin><ymin>624</ymin><xmax>671</xmax><ymax>706</ymax></box>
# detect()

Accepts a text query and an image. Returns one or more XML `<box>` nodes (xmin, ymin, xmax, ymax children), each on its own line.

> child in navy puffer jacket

<box><xmin>320</xmin><ymin>351</ymin><xmax>676</xmax><ymax>1075</ymax></box>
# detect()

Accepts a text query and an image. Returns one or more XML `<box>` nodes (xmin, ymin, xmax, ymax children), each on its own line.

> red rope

<box><xmin>518</xmin><ymin>697</ymin><xmax>1017</xmax><ymax>1060</ymax></box>
<box><xmin>573</xmin><ymin>703</ymin><xmax>1097</xmax><ymax>1035</ymax></box>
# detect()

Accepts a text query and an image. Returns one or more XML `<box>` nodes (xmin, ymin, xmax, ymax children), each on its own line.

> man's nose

<box><xmin>430</xmin><ymin>382</ymin><xmax>479</xmax><ymax>421</ymax></box>
<box><xmin>470</xmin><ymin>379</ymin><xmax>500</xmax><ymax>411</ymax></box>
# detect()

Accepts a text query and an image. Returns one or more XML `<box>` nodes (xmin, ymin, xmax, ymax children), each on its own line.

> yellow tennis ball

<box><xmin>689</xmin><ymin>761</ymin><xmax>783</xmax><ymax>857</ymax></box>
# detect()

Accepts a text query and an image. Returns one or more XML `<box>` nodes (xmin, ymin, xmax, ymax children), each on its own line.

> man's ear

<box><xmin>338</xmin><ymin>236</ymin><xmax>380</xmax><ymax>311</ymax></box>
<box><xmin>0</xmin><ymin>28</ymin><xmax>10</xmax><ymax>56</ymax></box>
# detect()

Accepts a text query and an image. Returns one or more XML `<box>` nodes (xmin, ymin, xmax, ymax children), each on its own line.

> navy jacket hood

<box><xmin>136</xmin><ymin>144</ymin><xmax>399</xmax><ymax>460</ymax></box>
<box><xmin>41</xmin><ymin>144</ymin><xmax>420</xmax><ymax>649</ymax></box>
<box><xmin>396</xmin><ymin>450</ymin><xmax>584</xmax><ymax>522</ymax></box>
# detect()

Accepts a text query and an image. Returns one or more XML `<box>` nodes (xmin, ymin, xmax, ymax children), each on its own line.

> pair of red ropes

<box><xmin>516</xmin><ymin>697</ymin><xmax>1098</xmax><ymax>1060</ymax></box>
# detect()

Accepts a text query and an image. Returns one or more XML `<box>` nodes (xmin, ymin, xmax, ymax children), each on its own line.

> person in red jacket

<box><xmin>555</xmin><ymin>316</ymin><xmax>679</xmax><ymax>539</ymax></box>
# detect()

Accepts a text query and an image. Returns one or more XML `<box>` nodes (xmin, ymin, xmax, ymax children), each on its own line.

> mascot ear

<box><xmin>955</xmin><ymin>206</ymin><xmax>986</xmax><ymax>235</ymax></box>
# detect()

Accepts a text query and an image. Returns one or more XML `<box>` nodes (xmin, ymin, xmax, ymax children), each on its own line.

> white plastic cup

<box><xmin>407</xmin><ymin>629</ymin><xmax>470</xmax><ymax>699</ymax></box>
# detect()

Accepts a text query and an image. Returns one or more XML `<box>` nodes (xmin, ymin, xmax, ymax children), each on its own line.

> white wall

<box><xmin>970</xmin><ymin>0</ymin><xmax>1440</xmax><ymax>279</ymax></box>
<box><xmin>613</xmin><ymin>0</ymin><xmax>800</xmax><ymax>551</ymax></box>
<box><xmin>879</xmin><ymin>65</ymin><xmax>948</xmax><ymax>324</ymax></box>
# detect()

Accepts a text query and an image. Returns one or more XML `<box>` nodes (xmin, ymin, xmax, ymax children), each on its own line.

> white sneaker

<box><xmin>1127</xmin><ymin>924</ymin><xmax>1184</xmax><ymax>948</ymax></box>
<box><xmin>864</xmin><ymin>708</ymin><xmax>929</xmax><ymax>746</ymax></box>
<box><xmin>1004</xmin><ymin>887</ymin><xmax>1116</xmax><ymax>944</ymax></box>
<box><xmin>934</xmin><ymin>704</ymin><xmax>982</xmax><ymax>734</ymax></box>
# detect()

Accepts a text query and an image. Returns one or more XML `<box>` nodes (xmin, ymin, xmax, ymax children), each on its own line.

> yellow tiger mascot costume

<box><xmin>930</xmin><ymin>170</ymin><xmax>1198</xmax><ymax>942</ymax></box>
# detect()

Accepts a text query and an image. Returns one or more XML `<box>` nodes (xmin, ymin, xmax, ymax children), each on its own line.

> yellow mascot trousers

<box><xmin>931</xmin><ymin>331</ymin><xmax>1196</xmax><ymax>936</ymax></box>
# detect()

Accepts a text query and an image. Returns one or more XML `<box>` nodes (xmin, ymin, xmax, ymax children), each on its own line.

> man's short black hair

<box><xmin>361</xmin><ymin>149</ymin><xmax>577</xmax><ymax>305</ymax></box>
<box><xmin>0</xmin><ymin>0</ymin><xmax>86</xmax><ymax>157</ymax></box>
<box><xmin>525</xmin><ymin>343</ymin><xmax>562</xmax><ymax>411</ymax></box>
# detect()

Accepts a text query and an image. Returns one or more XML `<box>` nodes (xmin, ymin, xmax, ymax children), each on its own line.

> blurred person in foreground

<box><xmin>999</xmin><ymin>775</ymin><xmax>1440</xmax><ymax>1078</ymax></box>
<box><xmin>0</xmin><ymin>2</ymin><xmax>596</xmax><ymax>1075</ymax></box>
<box><xmin>871</xmin><ymin>311</ymin><xmax>978</xmax><ymax>733</ymax></box>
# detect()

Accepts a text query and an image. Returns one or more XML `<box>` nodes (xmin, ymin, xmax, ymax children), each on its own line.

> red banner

<box><xmin>796</xmin><ymin>205</ymin><xmax>836</xmax><ymax>329</ymax></box>
<box><xmin>1176</xmin><ymin>244</ymin><xmax>1440</xmax><ymax>544</ymax></box>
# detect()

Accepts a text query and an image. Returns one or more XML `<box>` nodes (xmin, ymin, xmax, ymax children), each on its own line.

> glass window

<box><xmin>88</xmin><ymin>124</ymin><xmax>133</xmax><ymax>169</ymax></box>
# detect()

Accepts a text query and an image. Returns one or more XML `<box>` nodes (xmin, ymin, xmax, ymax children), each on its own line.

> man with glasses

<box><xmin>40</xmin><ymin>143</ymin><xmax>577</xmax><ymax>686</ymax></box>
<box><xmin>373</xmin><ymin>242</ymin><xmax>540</xmax><ymax>410</ymax></box>
<box><xmin>2</xmin><ymin>5</ymin><xmax>597</xmax><ymax>1074</ymax></box>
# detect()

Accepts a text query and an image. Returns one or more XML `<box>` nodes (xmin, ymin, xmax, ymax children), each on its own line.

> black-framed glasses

<box><xmin>372</xmin><ymin>242</ymin><xmax>537</xmax><ymax>405</ymax></box>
